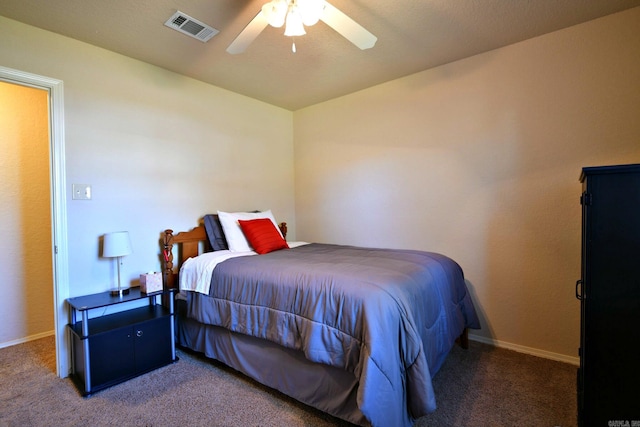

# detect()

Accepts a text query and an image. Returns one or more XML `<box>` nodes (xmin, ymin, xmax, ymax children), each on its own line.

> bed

<box><xmin>161</xmin><ymin>211</ymin><xmax>480</xmax><ymax>427</ymax></box>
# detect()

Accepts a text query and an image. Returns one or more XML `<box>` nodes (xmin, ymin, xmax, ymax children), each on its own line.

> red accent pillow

<box><xmin>238</xmin><ymin>218</ymin><xmax>289</xmax><ymax>255</ymax></box>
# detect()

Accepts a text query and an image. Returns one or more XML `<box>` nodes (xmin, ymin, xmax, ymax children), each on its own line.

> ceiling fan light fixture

<box><xmin>262</xmin><ymin>0</ymin><xmax>324</xmax><ymax>33</ymax></box>
<box><xmin>262</xmin><ymin>0</ymin><xmax>288</xmax><ymax>28</ymax></box>
<box><xmin>298</xmin><ymin>0</ymin><xmax>325</xmax><ymax>26</ymax></box>
<box><xmin>227</xmin><ymin>0</ymin><xmax>376</xmax><ymax>54</ymax></box>
<box><xmin>284</xmin><ymin>6</ymin><xmax>306</xmax><ymax>37</ymax></box>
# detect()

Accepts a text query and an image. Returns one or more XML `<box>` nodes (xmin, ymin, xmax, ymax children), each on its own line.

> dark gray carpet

<box><xmin>0</xmin><ymin>336</ymin><xmax>577</xmax><ymax>426</ymax></box>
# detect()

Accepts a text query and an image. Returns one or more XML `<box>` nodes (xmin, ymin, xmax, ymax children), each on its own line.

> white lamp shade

<box><xmin>298</xmin><ymin>0</ymin><xmax>324</xmax><ymax>26</ymax></box>
<box><xmin>284</xmin><ymin>8</ymin><xmax>306</xmax><ymax>36</ymax></box>
<box><xmin>103</xmin><ymin>231</ymin><xmax>133</xmax><ymax>258</ymax></box>
<box><xmin>263</xmin><ymin>0</ymin><xmax>287</xmax><ymax>28</ymax></box>
<box><xmin>263</xmin><ymin>0</ymin><xmax>323</xmax><ymax>36</ymax></box>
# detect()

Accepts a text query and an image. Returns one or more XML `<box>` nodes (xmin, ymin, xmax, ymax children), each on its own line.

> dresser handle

<box><xmin>575</xmin><ymin>280</ymin><xmax>583</xmax><ymax>300</ymax></box>
<box><xmin>136</xmin><ymin>330</ymin><xmax>143</xmax><ymax>337</ymax></box>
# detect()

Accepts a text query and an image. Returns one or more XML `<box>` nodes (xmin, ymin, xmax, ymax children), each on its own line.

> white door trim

<box><xmin>0</xmin><ymin>66</ymin><xmax>70</xmax><ymax>378</ymax></box>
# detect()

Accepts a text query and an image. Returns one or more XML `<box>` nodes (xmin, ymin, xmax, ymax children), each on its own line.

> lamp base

<box><xmin>110</xmin><ymin>287</ymin><xmax>130</xmax><ymax>297</ymax></box>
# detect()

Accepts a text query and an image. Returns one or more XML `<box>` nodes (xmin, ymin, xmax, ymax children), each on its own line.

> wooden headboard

<box><xmin>161</xmin><ymin>222</ymin><xmax>287</xmax><ymax>289</ymax></box>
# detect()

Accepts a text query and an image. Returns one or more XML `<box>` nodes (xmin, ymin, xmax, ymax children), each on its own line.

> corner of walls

<box><xmin>291</xmin><ymin>8</ymin><xmax>640</xmax><ymax>359</ymax></box>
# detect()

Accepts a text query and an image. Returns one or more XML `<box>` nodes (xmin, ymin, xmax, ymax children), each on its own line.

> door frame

<box><xmin>0</xmin><ymin>66</ymin><xmax>69</xmax><ymax>378</ymax></box>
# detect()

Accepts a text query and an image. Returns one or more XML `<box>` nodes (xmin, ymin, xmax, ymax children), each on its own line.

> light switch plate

<box><xmin>72</xmin><ymin>184</ymin><xmax>92</xmax><ymax>200</ymax></box>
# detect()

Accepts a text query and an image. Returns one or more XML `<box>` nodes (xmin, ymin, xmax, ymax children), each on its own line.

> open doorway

<box><xmin>0</xmin><ymin>81</ymin><xmax>54</xmax><ymax>349</ymax></box>
<box><xmin>0</xmin><ymin>66</ymin><xmax>69</xmax><ymax>378</ymax></box>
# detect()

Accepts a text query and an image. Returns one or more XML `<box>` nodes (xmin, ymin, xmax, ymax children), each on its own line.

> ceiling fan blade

<box><xmin>320</xmin><ymin>2</ymin><xmax>377</xmax><ymax>50</ymax></box>
<box><xmin>226</xmin><ymin>10</ymin><xmax>269</xmax><ymax>54</ymax></box>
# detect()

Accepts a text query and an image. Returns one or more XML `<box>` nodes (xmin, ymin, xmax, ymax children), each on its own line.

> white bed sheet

<box><xmin>179</xmin><ymin>242</ymin><xmax>309</xmax><ymax>294</ymax></box>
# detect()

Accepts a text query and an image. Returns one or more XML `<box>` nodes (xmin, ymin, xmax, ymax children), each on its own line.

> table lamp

<box><xmin>103</xmin><ymin>231</ymin><xmax>133</xmax><ymax>297</ymax></box>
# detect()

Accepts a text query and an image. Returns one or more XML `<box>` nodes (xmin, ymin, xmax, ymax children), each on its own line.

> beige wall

<box><xmin>0</xmin><ymin>81</ymin><xmax>54</xmax><ymax>344</ymax></box>
<box><xmin>0</xmin><ymin>15</ymin><xmax>295</xmax><ymax>348</ymax></box>
<box><xmin>293</xmin><ymin>8</ymin><xmax>640</xmax><ymax>361</ymax></box>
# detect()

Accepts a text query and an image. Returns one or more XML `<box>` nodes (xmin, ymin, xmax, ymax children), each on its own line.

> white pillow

<box><xmin>217</xmin><ymin>210</ymin><xmax>282</xmax><ymax>252</ymax></box>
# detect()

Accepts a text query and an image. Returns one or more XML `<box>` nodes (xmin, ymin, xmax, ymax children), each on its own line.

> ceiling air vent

<box><xmin>164</xmin><ymin>11</ymin><xmax>219</xmax><ymax>42</ymax></box>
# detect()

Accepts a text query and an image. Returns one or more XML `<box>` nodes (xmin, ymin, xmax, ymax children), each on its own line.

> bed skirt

<box><xmin>176</xmin><ymin>300</ymin><xmax>368</xmax><ymax>425</ymax></box>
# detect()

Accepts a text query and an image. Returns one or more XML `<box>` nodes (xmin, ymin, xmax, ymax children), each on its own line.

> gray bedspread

<box><xmin>185</xmin><ymin>243</ymin><xmax>479</xmax><ymax>427</ymax></box>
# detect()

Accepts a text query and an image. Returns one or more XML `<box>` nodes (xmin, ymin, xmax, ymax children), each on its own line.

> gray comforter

<box><xmin>186</xmin><ymin>243</ymin><xmax>479</xmax><ymax>427</ymax></box>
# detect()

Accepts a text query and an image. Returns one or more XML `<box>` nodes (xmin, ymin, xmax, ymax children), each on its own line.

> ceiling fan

<box><xmin>227</xmin><ymin>0</ymin><xmax>377</xmax><ymax>54</ymax></box>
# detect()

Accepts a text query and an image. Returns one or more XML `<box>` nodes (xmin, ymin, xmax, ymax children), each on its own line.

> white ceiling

<box><xmin>1</xmin><ymin>0</ymin><xmax>638</xmax><ymax>110</ymax></box>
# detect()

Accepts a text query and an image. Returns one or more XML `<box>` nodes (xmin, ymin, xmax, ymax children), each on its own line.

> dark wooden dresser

<box><xmin>577</xmin><ymin>164</ymin><xmax>640</xmax><ymax>426</ymax></box>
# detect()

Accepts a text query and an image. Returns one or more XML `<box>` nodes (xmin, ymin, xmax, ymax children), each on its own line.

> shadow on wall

<box><xmin>464</xmin><ymin>279</ymin><xmax>493</xmax><ymax>341</ymax></box>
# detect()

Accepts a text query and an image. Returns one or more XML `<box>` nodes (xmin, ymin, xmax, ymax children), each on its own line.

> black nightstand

<box><xmin>67</xmin><ymin>288</ymin><xmax>177</xmax><ymax>396</ymax></box>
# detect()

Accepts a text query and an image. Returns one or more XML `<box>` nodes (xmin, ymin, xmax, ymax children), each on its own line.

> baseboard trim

<box><xmin>0</xmin><ymin>330</ymin><xmax>55</xmax><ymax>350</ymax></box>
<box><xmin>468</xmin><ymin>333</ymin><xmax>580</xmax><ymax>366</ymax></box>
